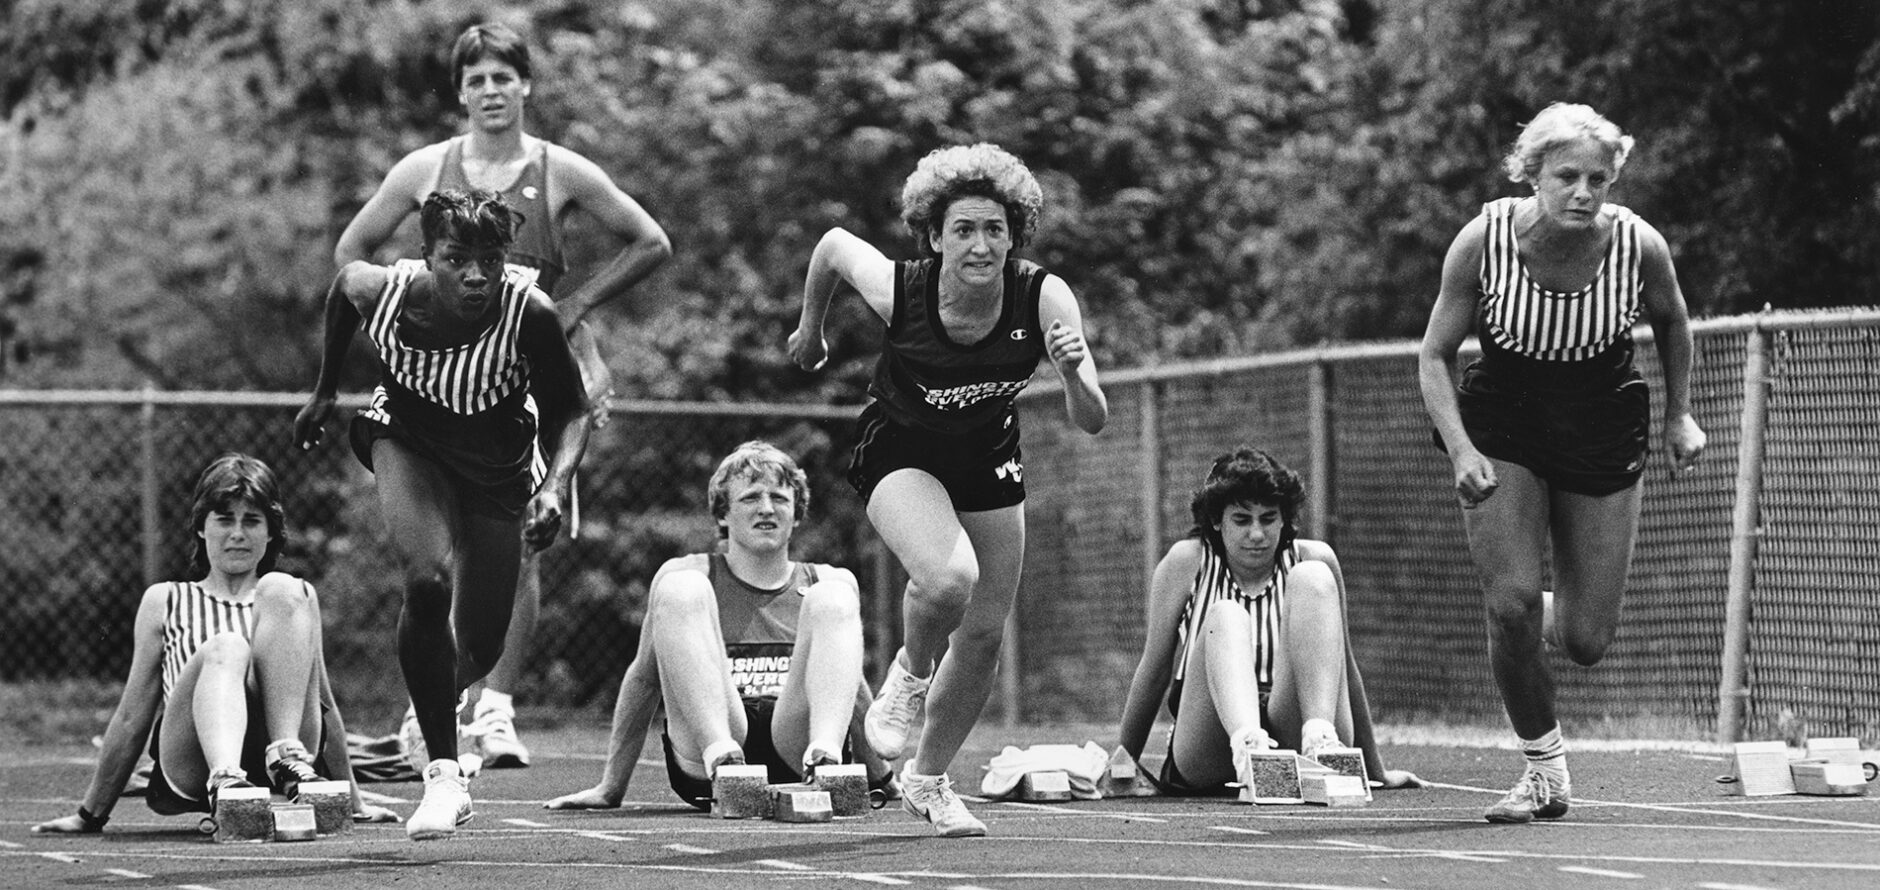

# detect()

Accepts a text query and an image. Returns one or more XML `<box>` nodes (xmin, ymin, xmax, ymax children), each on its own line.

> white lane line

<box><xmin>756</xmin><ymin>859</ymin><xmax>813</xmax><ymax>870</ymax></box>
<box><xmin>1699</xmin><ymin>884</ymin><xmax>1784</xmax><ymax>890</ymax></box>
<box><xmin>1211</xmin><ymin>825</ymin><xmax>1271</xmax><ymax>836</ymax></box>
<box><xmin>176</xmin><ymin>885</ymin><xmax>225</xmax><ymax>890</ymax></box>
<box><xmin>664</xmin><ymin>843</ymin><xmax>718</xmax><ymax>855</ymax></box>
<box><xmin>999</xmin><ymin>800</ymin><xmax>1167</xmax><ymax>823</ymax></box>
<box><xmin>1559</xmin><ymin>865</ymin><xmax>1644</xmax><ymax>879</ymax></box>
<box><xmin>850</xmin><ymin>875</ymin><xmax>911</xmax><ymax>886</ymax></box>
<box><xmin>104</xmin><ymin>868</ymin><xmax>152</xmax><ymax>878</ymax></box>
<box><xmin>1421</xmin><ymin>780</ymin><xmax>1880</xmax><ymax>830</ymax></box>
<box><xmin>502</xmin><ymin>818</ymin><xmax>551</xmax><ymax>828</ymax></box>
<box><xmin>575</xmin><ymin>830</ymin><xmax>637</xmax><ymax>842</ymax></box>
<box><xmin>37</xmin><ymin>851</ymin><xmax>81</xmax><ymax>863</ymax></box>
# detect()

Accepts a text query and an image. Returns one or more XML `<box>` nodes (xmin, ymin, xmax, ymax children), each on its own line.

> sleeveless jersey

<box><xmin>435</xmin><ymin>136</ymin><xmax>568</xmax><ymax>295</ymax></box>
<box><xmin>866</xmin><ymin>258</ymin><xmax>1049</xmax><ymax>435</ymax></box>
<box><xmin>1477</xmin><ymin>197</ymin><xmax>1645</xmax><ymax>365</ymax></box>
<box><xmin>157</xmin><ymin>581</ymin><xmax>274</xmax><ymax>700</ymax></box>
<box><xmin>357</xmin><ymin>259</ymin><xmax>541</xmax><ymax>488</ymax></box>
<box><xmin>1170</xmin><ymin>542</ymin><xmax>1298</xmax><ymax>692</ymax></box>
<box><xmin>707</xmin><ymin>554</ymin><xmax>823</xmax><ymax>701</ymax></box>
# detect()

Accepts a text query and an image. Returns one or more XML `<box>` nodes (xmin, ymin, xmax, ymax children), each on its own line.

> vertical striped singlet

<box><xmin>1477</xmin><ymin>197</ymin><xmax>1645</xmax><ymax>363</ymax></box>
<box><xmin>158</xmin><ymin>582</ymin><xmax>259</xmax><ymax>700</ymax></box>
<box><xmin>358</xmin><ymin>259</ymin><xmax>536</xmax><ymax>427</ymax></box>
<box><xmin>1171</xmin><ymin>543</ymin><xmax>1299</xmax><ymax>692</ymax></box>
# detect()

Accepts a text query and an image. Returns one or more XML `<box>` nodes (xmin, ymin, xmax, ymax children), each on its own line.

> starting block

<box><xmin>1236</xmin><ymin>750</ymin><xmax>1306</xmax><ymax>805</ymax></box>
<box><xmin>1098</xmin><ymin>745</ymin><xmax>1157</xmax><ymax>798</ymax></box>
<box><xmin>1791</xmin><ymin>760</ymin><xmax>1868</xmax><ymax>797</ymax></box>
<box><xmin>807</xmin><ymin>763</ymin><xmax>869</xmax><ymax>816</ymax></box>
<box><xmin>712</xmin><ymin>764</ymin><xmax>774</xmax><ymax>819</ymax></box>
<box><xmin>295</xmin><ymin>780</ymin><xmax>354</xmax><ymax>836</ymax></box>
<box><xmin>766</xmin><ymin>784</ymin><xmax>835</xmax><ymax>822</ymax></box>
<box><xmin>206</xmin><ymin>786</ymin><xmax>274</xmax><ymax>843</ymax></box>
<box><xmin>1016</xmin><ymin>770</ymin><xmax>1074</xmax><ymax>802</ymax></box>
<box><xmin>1718</xmin><ymin>740</ymin><xmax>1797</xmax><ymax>797</ymax></box>
<box><xmin>1308</xmin><ymin>747</ymin><xmax>1373</xmax><ymax>802</ymax></box>
<box><xmin>1299</xmin><ymin>767</ymin><xmax>1369</xmax><ymax>807</ymax></box>
<box><xmin>271</xmin><ymin>803</ymin><xmax>317</xmax><ymax>842</ymax></box>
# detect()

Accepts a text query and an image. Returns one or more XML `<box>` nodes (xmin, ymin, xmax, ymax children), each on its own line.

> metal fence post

<box><xmin>141</xmin><ymin>382</ymin><xmax>161</xmax><ymax>588</ymax></box>
<box><xmin>1307</xmin><ymin>357</ymin><xmax>1332</xmax><ymax>541</ymax></box>
<box><xmin>1139</xmin><ymin>378</ymin><xmax>1162</xmax><ymax>621</ymax></box>
<box><xmin>1718</xmin><ymin>323</ymin><xmax>1772</xmax><ymax>744</ymax></box>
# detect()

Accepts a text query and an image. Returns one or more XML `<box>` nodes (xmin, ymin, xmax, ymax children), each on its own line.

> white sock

<box><xmin>476</xmin><ymin>689</ymin><xmax>514</xmax><ymax>716</ymax></box>
<box><xmin>1520</xmin><ymin>725</ymin><xmax>1569</xmax><ymax>787</ymax></box>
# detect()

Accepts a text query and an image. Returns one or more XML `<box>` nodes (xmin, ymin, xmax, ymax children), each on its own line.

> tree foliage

<box><xmin>1</xmin><ymin>0</ymin><xmax>1875</xmax><ymax>393</ymax></box>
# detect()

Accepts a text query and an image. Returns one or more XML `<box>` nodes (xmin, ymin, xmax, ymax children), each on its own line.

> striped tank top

<box><xmin>1477</xmin><ymin>197</ymin><xmax>1645</xmax><ymax>364</ymax></box>
<box><xmin>1171</xmin><ymin>542</ymin><xmax>1298</xmax><ymax>692</ymax></box>
<box><xmin>158</xmin><ymin>581</ymin><xmax>262</xmax><ymax>700</ymax></box>
<box><xmin>359</xmin><ymin>259</ymin><xmax>534</xmax><ymax>418</ymax></box>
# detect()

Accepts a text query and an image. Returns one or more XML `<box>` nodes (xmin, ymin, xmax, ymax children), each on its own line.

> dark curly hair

<box><xmin>1188</xmin><ymin>446</ymin><xmax>1306</xmax><ymax>563</ymax></box>
<box><xmin>420</xmin><ymin>188</ymin><xmax>523</xmax><ymax>254</ymax></box>
<box><xmin>899</xmin><ymin>143</ymin><xmax>1044</xmax><ymax>257</ymax></box>
<box><xmin>188</xmin><ymin>452</ymin><xmax>287</xmax><ymax>575</ymax></box>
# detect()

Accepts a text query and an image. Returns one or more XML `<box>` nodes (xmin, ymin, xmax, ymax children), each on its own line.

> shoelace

<box><xmin>884</xmin><ymin>676</ymin><xmax>927</xmax><ymax>724</ymax></box>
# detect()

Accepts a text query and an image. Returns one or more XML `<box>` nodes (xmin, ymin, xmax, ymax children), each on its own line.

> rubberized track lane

<box><xmin>6</xmin><ymin>724</ymin><xmax>1879</xmax><ymax>890</ymax></box>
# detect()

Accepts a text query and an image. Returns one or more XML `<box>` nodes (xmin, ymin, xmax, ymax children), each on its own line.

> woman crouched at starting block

<box><xmin>1117</xmin><ymin>446</ymin><xmax>1419</xmax><ymax>795</ymax></box>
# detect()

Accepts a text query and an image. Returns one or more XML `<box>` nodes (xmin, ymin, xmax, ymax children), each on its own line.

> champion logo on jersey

<box><xmin>1010</xmin><ymin>328</ymin><xmax>1028</xmax><ymax>340</ymax></box>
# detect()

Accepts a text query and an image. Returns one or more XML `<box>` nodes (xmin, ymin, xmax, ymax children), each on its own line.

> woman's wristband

<box><xmin>77</xmin><ymin>805</ymin><xmax>109</xmax><ymax>831</ymax></box>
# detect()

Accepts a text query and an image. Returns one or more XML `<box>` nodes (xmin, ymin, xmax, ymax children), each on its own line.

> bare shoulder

<box><xmin>1161</xmin><ymin>538</ymin><xmax>1206</xmax><ymax>572</ymax></box>
<box><xmin>651</xmin><ymin>553</ymin><xmax>711</xmax><ymax>590</ymax></box>
<box><xmin>384</xmin><ymin>141</ymin><xmax>452</xmax><ymax>196</ymax></box>
<box><xmin>1293</xmin><ymin>538</ymin><xmax>1338</xmax><ymax>565</ymax></box>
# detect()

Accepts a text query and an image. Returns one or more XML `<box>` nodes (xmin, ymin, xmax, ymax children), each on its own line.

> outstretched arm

<box><xmin>1037</xmin><ymin>275</ymin><xmax>1108</xmax><ymax>434</ymax></box>
<box><xmin>548</xmin><ymin>149</ymin><xmax>673</xmax><ymax>331</ymax></box>
<box><xmin>544</xmin><ymin>651</ymin><xmax>661</xmax><ymax>809</ymax></box>
<box><xmin>1636</xmin><ymin>220</ymin><xmax>1705</xmax><ymax>473</ymax></box>
<box><xmin>1417</xmin><ymin>217</ymin><xmax>1496</xmax><ymax>507</ymax></box>
<box><xmin>1117</xmin><ymin>542</ymin><xmax>1202</xmax><ymax>763</ymax></box>
<box><xmin>787</xmin><ymin>228</ymin><xmax>896</xmax><ymax>372</ymax></box>
<box><xmin>33</xmin><ymin>586</ymin><xmax>168</xmax><ymax>833</ymax></box>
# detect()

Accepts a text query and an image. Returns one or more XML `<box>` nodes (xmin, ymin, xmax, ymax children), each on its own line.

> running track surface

<box><xmin>6</xmin><ymin>722</ymin><xmax>1878</xmax><ymax>890</ymax></box>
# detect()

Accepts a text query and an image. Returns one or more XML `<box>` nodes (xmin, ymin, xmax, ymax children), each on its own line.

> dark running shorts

<box><xmin>351</xmin><ymin>415</ymin><xmax>531</xmax><ymax>521</ymax></box>
<box><xmin>663</xmin><ymin>698</ymin><xmax>801</xmax><ymax>811</ymax></box>
<box><xmin>1156</xmin><ymin>680</ymin><xmax>1271</xmax><ymax>797</ymax></box>
<box><xmin>145</xmin><ymin>696</ymin><xmax>331</xmax><ymax>815</ymax></box>
<box><xmin>1434</xmin><ymin>360</ymin><xmax>1650</xmax><ymax>497</ymax></box>
<box><xmin>847</xmin><ymin>401</ymin><xmax>1026</xmax><ymax>512</ymax></box>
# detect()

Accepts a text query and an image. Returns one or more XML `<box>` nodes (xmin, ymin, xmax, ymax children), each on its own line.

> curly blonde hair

<box><xmin>707</xmin><ymin>440</ymin><xmax>809</xmax><ymax>539</ymax></box>
<box><xmin>899</xmin><ymin>143</ymin><xmax>1044</xmax><ymax>256</ymax></box>
<box><xmin>1502</xmin><ymin>103</ymin><xmax>1635</xmax><ymax>186</ymax></box>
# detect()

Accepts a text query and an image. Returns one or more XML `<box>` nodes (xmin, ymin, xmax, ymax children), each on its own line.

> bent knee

<box><xmin>194</xmin><ymin>631</ymin><xmax>253</xmax><ymax>666</ymax></box>
<box><xmin>800</xmin><ymin>580</ymin><xmax>861</xmax><ymax>623</ymax></box>
<box><xmin>649</xmin><ymin>574</ymin><xmax>717</xmax><ymax>621</ymax></box>
<box><xmin>1559</xmin><ymin>627</ymin><xmax>1615</xmax><ymax>666</ymax></box>
<box><xmin>1284</xmin><ymin>561</ymin><xmax>1338</xmax><ymax>601</ymax></box>
<box><xmin>908</xmin><ymin>563</ymin><xmax>978</xmax><ymax>611</ymax></box>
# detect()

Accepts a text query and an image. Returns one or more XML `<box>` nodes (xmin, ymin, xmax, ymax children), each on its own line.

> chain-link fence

<box><xmin>4</xmin><ymin>307</ymin><xmax>1878</xmax><ymax>740</ymax></box>
<box><xmin>1015</xmin><ymin>308</ymin><xmax>1880</xmax><ymax>742</ymax></box>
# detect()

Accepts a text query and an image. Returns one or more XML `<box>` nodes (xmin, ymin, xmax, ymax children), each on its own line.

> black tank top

<box><xmin>866</xmin><ymin>258</ymin><xmax>1048</xmax><ymax>435</ymax></box>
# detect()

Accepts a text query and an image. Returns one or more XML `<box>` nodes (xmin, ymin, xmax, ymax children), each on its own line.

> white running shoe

<box><xmin>1484</xmin><ymin>768</ymin><xmax>1570</xmax><ymax>823</ymax></box>
<box><xmin>1300</xmin><ymin>719</ymin><xmax>1341</xmax><ymax>762</ymax></box>
<box><xmin>407</xmin><ymin>759</ymin><xmax>474</xmax><ymax>841</ymax></box>
<box><xmin>865</xmin><ymin>652</ymin><xmax>930</xmax><ymax>760</ymax></box>
<box><xmin>1229</xmin><ymin>725</ymin><xmax>1275</xmax><ymax>786</ymax></box>
<box><xmin>900</xmin><ymin>770</ymin><xmax>986</xmax><ymax>838</ymax></box>
<box><xmin>470</xmin><ymin>705</ymin><xmax>531</xmax><ymax>769</ymax></box>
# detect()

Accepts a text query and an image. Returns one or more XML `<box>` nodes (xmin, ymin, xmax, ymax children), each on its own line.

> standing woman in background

<box><xmin>1418</xmin><ymin>103</ymin><xmax>1705</xmax><ymax>823</ymax></box>
<box><xmin>788</xmin><ymin>143</ymin><xmax>1108</xmax><ymax>837</ymax></box>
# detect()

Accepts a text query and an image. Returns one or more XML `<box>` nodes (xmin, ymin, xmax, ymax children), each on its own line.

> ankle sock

<box><xmin>1520</xmin><ymin>725</ymin><xmax>1569</xmax><ymax>786</ymax></box>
